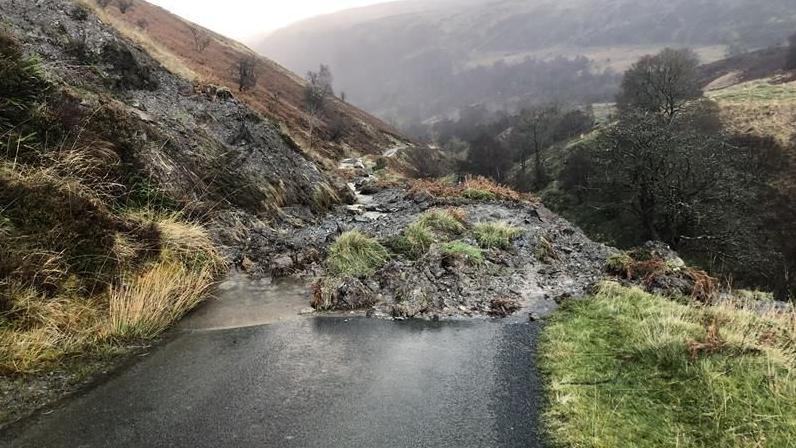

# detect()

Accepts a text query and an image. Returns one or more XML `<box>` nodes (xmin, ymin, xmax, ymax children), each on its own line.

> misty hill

<box><xmin>255</xmin><ymin>0</ymin><xmax>796</xmax><ymax>127</ymax></box>
<box><xmin>93</xmin><ymin>0</ymin><xmax>412</xmax><ymax>170</ymax></box>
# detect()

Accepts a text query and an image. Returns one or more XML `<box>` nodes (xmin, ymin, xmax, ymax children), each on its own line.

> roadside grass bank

<box><xmin>0</xmin><ymin>28</ymin><xmax>226</xmax><ymax>424</ymax></box>
<box><xmin>539</xmin><ymin>281</ymin><xmax>796</xmax><ymax>447</ymax></box>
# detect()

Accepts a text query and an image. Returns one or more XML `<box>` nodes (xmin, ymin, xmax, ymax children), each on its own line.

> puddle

<box><xmin>180</xmin><ymin>271</ymin><xmax>311</xmax><ymax>331</ymax></box>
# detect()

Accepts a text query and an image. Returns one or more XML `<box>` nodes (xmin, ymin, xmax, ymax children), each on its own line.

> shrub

<box><xmin>326</xmin><ymin>230</ymin><xmax>390</xmax><ymax>277</ymax></box>
<box><xmin>473</xmin><ymin>221</ymin><xmax>523</xmax><ymax>249</ymax></box>
<box><xmin>441</xmin><ymin>241</ymin><xmax>484</xmax><ymax>265</ymax></box>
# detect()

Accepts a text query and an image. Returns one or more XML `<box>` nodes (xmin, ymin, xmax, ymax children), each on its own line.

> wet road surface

<box><xmin>5</xmin><ymin>317</ymin><xmax>546</xmax><ymax>447</ymax></box>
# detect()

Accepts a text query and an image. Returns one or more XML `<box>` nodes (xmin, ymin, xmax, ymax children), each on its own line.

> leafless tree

<box><xmin>616</xmin><ymin>48</ymin><xmax>701</xmax><ymax>119</ymax></box>
<box><xmin>189</xmin><ymin>27</ymin><xmax>212</xmax><ymax>54</ymax></box>
<box><xmin>514</xmin><ymin>105</ymin><xmax>560</xmax><ymax>189</ymax></box>
<box><xmin>232</xmin><ymin>55</ymin><xmax>258</xmax><ymax>92</ymax></box>
<box><xmin>787</xmin><ymin>32</ymin><xmax>796</xmax><ymax>70</ymax></box>
<box><xmin>304</xmin><ymin>65</ymin><xmax>334</xmax><ymax>149</ymax></box>
<box><xmin>116</xmin><ymin>0</ymin><xmax>134</xmax><ymax>14</ymax></box>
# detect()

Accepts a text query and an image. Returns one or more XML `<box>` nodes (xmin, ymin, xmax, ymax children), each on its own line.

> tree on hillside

<box><xmin>304</xmin><ymin>65</ymin><xmax>335</xmax><ymax>149</ymax></box>
<box><xmin>116</xmin><ymin>0</ymin><xmax>134</xmax><ymax>14</ymax></box>
<box><xmin>232</xmin><ymin>55</ymin><xmax>258</xmax><ymax>92</ymax></box>
<box><xmin>189</xmin><ymin>27</ymin><xmax>212</xmax><ymax>55</ymax></box>
<box><xmin>787</xmin><ymin>32</ymin><xmax>796</xmax><ymax>70</ymax></box>
<box><xmin>464</xmin><ymin>132</ymin><xmax>512</xmax><ymax>183</ymax></box>
<box><xmin>513</xmin><ymin>105</ymin><xmax>560</xmax><ymax>190</ymax></box>
<box><xmin>304</xmin><ymin>65</ymin><xmax>334</xmax><ymax>112</ymax></box>
<box><xmin>617</xmin><ymin>48</ymin><xmax>702</xmax><ymax>118</ymax></box>
<box><xmin>584</xmin><ymin>102</ymin><xmax>734</xmax><ymax>244</ymax></box>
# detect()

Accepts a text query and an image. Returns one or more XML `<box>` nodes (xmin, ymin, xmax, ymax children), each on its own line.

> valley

<box><xmin>1</xmin><ymin>0</ymin><xmax>795</xmax><ymax>447</ymax></box>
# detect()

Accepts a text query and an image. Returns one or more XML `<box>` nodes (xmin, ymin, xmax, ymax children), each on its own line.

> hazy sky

<box><xmin>148</xmin><ymin>0</ymin><xmax>386</xmax><ymax>40</ymax></box>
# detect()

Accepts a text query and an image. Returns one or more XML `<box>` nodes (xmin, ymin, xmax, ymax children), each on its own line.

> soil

<box><xmin>242</xmin><ymin>167</ymin><xmax>616</xmax><ymax>321</ymax></box>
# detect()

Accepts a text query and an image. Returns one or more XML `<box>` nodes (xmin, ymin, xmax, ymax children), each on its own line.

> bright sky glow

<box><xmin>147</xmin><ymin>0</ymin><xmax>386</xmax><ymax>41</ymax></box>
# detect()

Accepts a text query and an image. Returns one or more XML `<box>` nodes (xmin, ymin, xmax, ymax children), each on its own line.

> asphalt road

<box><xmin>4</xmin><ymin>317</ymin><xmax>546</xmax><ymax>447</ymax></box>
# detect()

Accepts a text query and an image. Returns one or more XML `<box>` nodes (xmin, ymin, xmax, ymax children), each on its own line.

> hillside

<box><xmin>254</xmin><ymin>0</ymin><xmax>796</xmax><ymax>127</ymax></box>
<box><xmin>0</xmin><ymin>0</ymin><xmax>418</xmax><ymax>425</ymax></box>
<box><xmin>699</xmin><ymin>47</ymin><xmax>796</xmax><ymax>145</ymax></box>
<box><xmin>86</xmin><ymin>0</ymin><xmax>412</xmax><ymax>171</ymax></box>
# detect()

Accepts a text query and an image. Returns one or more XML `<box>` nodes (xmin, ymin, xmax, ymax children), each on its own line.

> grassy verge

<box><xmin>0</xmin><ymin>29</ymin><xmax>225</xmax><ymax>377</ymax></box>
<box><xmin>540</xmin><ymin>282</ymin><xmax>796</xmax><ymax>447</ymax></box>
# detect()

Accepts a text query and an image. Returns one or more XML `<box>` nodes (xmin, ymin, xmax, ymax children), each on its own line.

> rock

<box><xmin>271</xmin><ymin>254</ymin><xmax>294</xmax><ymax>276</ymax></box>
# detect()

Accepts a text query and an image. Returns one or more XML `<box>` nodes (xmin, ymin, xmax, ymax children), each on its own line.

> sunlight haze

<box><xmin>147</xmin><ymin>0</ymin><xmax>387</xmax><ymax>40</ymax></box>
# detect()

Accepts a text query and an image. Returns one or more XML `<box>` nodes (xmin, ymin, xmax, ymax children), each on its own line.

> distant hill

<box><xmin>254</xmin><ymin>0</ymin><xmax>796</xmax><ymax>127</ymax></box>
<box><xmin>91</xmin><ymin>0</ymin><xmax>412</xmax><ymax>170</ymax></box>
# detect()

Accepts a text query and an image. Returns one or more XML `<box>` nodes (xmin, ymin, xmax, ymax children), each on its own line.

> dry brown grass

<box><xmin>0</xmin><ymin>212</ymin><xmax>224</xmax><ymax>374</ymax></box>
<box><xmin>108</xmin><ymin>259</ymin><xmax>215</xmax><ymax>340</ymax></box>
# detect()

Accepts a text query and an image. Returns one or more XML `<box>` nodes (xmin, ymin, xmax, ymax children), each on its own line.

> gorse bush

<box><xmin>326</xmin><ymin>230</ymin><xmax>390</xmax><ymax>277</ymax></box>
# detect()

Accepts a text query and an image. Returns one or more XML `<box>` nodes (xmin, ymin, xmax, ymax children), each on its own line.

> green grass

<box><xmin>390</xmin><ymin>221</ymin><xmax>435</xmax><ymax>259</ymax></box>
<box><xmin>326</xmin><ymin>230</ymin><xmax>390</xmax><ymax>277</ymax></box>
<box><xmin>440</xmin><ymin>241</ymin><xmax>484</xmax><ymax>265</ymax></box>
<box><xmin>461</xmin><ymin>188</ymin><xmax>496</xmax><ymax>201</ymax></box>
<box><xmin>417</xmin><ymin>209</ymin><xmax>466</xmax><ymax>234</ymax></box>
<box><xmin>708</xmin><ymin>79</ymin><xmax>796</xmax><ymax>103</ymax></box>
<box><xmin>540</xmin><ymin>282</ymin><xmax>796</xmax><ymax>448</ymax></box>
<box><xmin>473</xmin><ymin>221</ymin><xmax>523</xmax><ymax>249</ymax></box>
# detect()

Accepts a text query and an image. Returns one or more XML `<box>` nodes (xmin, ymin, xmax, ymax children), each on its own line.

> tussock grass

<box><xmin>409</xmin><ymin>176</ymin><xmax>536</xmax><ymax>203</ymax></box>
<box><xmin>540</xmin><ymin>281</ymin><xmax>796</xmax><ymax>448</ymax></box>
<box><xmin>417</xmin><ymin>209</ymin><xmax>467</xmax><ymax>234</ymax></box>
<box><xmin>0</xmin><ymin>207</ymin><xmax>224</xmax><ymax>373</ymax></box>
<box><xmin>326</xmin><ymin>230</ymin><xmax>389</xmax><ymax>277</ymax></box>
<box><xmin>108</xmin><ymin>259</ymin><xmax>215</xmax><ymax>340</ymax></box>
<box><xmin>441</xmin><ymin>241</ymin><xmax>484</xmax><ymax>265</ymax></box>
<box><xmin>310</xmin><ymin>182</ymin><xmax>341</xmax><ymax>213</ymax></box>
<box><xmin>390</xmin><ymin>208</ymin><xmax>468</xmax><ymax>258</ymax></box>
<box><xmin>390</xmin><ymin>222</ymin><xmax>435</xmax><ymax>259</ymax></box>
<box><xmin>473</xmin><ymin>221</ymin><xmax>523</xmax><ymax>249</ymax></box>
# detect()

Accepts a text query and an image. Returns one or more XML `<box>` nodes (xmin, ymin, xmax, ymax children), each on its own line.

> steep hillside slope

<box><xmin>255</xmin><ymin>0</ymin><xmax>796</xmax><ymax>125</ymax></box>
<box><xmin>700</xmin><ymin>47</ymin><xmax>796</xmax><ymax>145</ymax></box>
<box><xmin>0</xmin><ymin>0</ymin><xmax>403</xmax><ymax>424</ymax></box>
<box><xmin>85</xmin><ymin>0</ymin><xmax>411</xmax><ymax>170</ymax></box>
